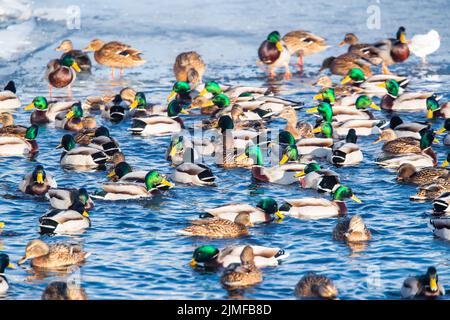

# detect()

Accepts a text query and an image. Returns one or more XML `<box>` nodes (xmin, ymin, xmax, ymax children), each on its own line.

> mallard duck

<box><xmin>279</xmin><ymin>185</ymin><xmax>362</xmax><ymax>219</ymax></box>
<box><xmin>401</xmin><ymin>267</ymin><xmax>445</xmax><ymax>298</ymax></box>
<box><xmin>82</xmin><ymin>126</ymin><xmax>120</xmax><ymax>157</ymax></box>
<box><xmin>376</xmin><ymin>131</ymin><xmax>439</xmax><ymax>169</ymax></box>
<box><xmin>45</xmin><ymin>54</ymin><xmax>81</xmax><ymax>96</ymax></box>
<box><xmin>431</xmin><ymin>216</ymin><xmax>450</xmax><ymax>240</ymax></box>
<box><xmin>410</xmin><ymin>180</ymin><xmax>450</xmax><ymax>201</ymax></box>
<box><xmin>433</xmin><ymin>192</ymin><xmax>450</xmax><ymax>213</ymax></box>
<box><xmin>47</xmin><ymin>187</ymin><xmax>94</xmax><ymax>211</ymax></box>
<box><xmin>379</xmin><ymin>79</ymin><xmax>434</xmax><ymax>111</ymax></box>
<box><xmin>55</xmin><ymin>39</ymin><xmax>92</xmax><ymax>72</ymax></box>
<box><xmin>173</xmin><ymin>51</ymin><xmax>205</xmax><ymax>84</ymax></box>
<box><xmin>313</xmin><ymin>76</ymin><xmax>363</xmax><ymax>97</ymax></box>
<box><xmin>0</xmin><ymin>124</ymin><xmax>39</xmax><ymax>157</ymax></box>
<box><xmin>106</xmin><ymin>162</ymin><xmax>146</xmax><ymax>183</ymax></box>
<box><xmin>257</xmin><ymin>31</ymin><xmax>292</xmax><ymax>79</ymax></box>
<box><xmin>387</xmin><ymin>115</ymin><xmax>430</xmax><ymax>139</ymax></box>
<box><xmin>166</xmin><ymin>134</ymin><xmax>215</xmax><ymax>166</ymax></box>
<box><xmin>0</xmin><ymin>112</ymin><xmax>27</xmax><ymax>137</ymax></box>
<box><xmin>333</xmin><ymin>215</ymin><xmax>371</xmax><ymax>242</ymax></box>
<box><xmin>18</xmin><ymin>239</ymin><xmax>90</xmax><ymax>269</ymax></box>
<box><xmin>339</xmin><ymin>33</ymin><xmax>383</xmax><ymax>65</ymax></box>
<box><xmin>42</xmin><ymin>281</ymin><xmax>87</xmax><ymax>300</ymax></box>
<box><xmin>320</xmin><ymin>52</ymin><xmax>372</xmax><ymax>77</ymax></box>
<box><xmin>328</xmin><ymin>129</ymin><xmax>363</xmax><ymax>166</ymax></box>
<box><xmin>373</xmin><ymin>26</ymin><xmax>410</xmax><ymax>74</ymax></box>
<box><xmin>236</xmin><ymin>144</ymin><xmax>305</xmax><ymax>185</ymax></box>
<box><xmin>19</xmin><ymin>165</ymin><xmax>57</xmax><ymax>195</ymax></box>
<box><xmin>295</xmin><ymin>162</ymin><xmax>340</xmax><ymax>192</ymax></box>
<box><xmin>101</xmin><ymin>170</ymin><xmax>174</xmax><ymax>200</ymax></box>
<box><xmin>39</xmin><ymin>201</ymin><xmax>90</xmax><ymax>235</ymax></box>
<box><xmin>0</xmin><ymin>253</ymin><xmax>15</xmax><ymax>295</ymax></box>
<box><xmin>409</xmin><ymin>30</ymin><xmax>440</xmax><ymax>64</ymax></box>
<box><xmin>278</xmin><ymin>107</ymin><xmax>304</xmax><ymax>139</ymax></box>
<box><xmin>203</xmin><ymin>197</ymin><xmax>284</xmax><ymax>225</ymax></box>
<box><xmin>189</xmin><ymin>245</ymin><xmax>289</xmax><ymax>269</ymax></box>
<box><xmin>220</xmin><ymin>246</ymin><xmax>263</xmax><ymax>289</ymax></box>
<box><xmin>55</xmin><ymin>102</ymin><xmax>87</xmax><ymax>132</ymax></box>
<box><xmin>166</xmin><ymin>81</ymin><xmax>192</xmax><ymax>104</ymax></box>
<box><xmin>373</xmin><ymin>127</ymin><xmax>435</xmax><ymax>154</ymax></box>
<box><xmin>187</xmin><ymin>93</ymin><xmax>231</xmax><ymax>117</ymax></box>
<box><xmin>129</xmin><ymin>99</ymin><xmax>188</xmax><ymax>136</ymax></box>
<box><xmin>340</xmin><ymin>67</ymin><xmax>409</xmax><ymax>97</ymax></box>
<box><xmin>170</xmin><ymin>148</ymin><xmax>215</xmax><ymax>186</ymax></box>
<box><xmin>102</xmin><ymin>94</ymin><xmax>128</xmax><ymax>124</ymax></box>
<box><xmin>397</xmin><ymin>163</ymin><xmax>449</xmax><ymax>186</ymax></box>
<box><xmin>295</xmin><ymin>272</ymin><xmax>338</xmax><ymax>300</ymax></box>
<box><xmin>57</xmin><ymin>134</ymin><xmax>108</xmax><ymax>168</ymax></box>
<box><xmin>436</xmin><ymin>118</ymin><xmax>450</xmax><ymax>146</ymax></box>
<box><xmin>0</xmin><ymin>81</ymin><xmax>20</xmax><ymax>110</ymax></box>
<box><xmin>129</xmin><ymin>92</ymin><xmax>164</xmax><ymax>118</ymax></box>
<box><xmin>282</xmin><ymin>30</ymin><xmax>328</xmax><ymax>69</ymax></box>
<box><xmin>197</xmin><ymin>81</ymin><xmax>270</xmax><ymax>101</ymax></box>
<box><xmin>177</xmin><ymin>213</ymin><xmax>252</xmax><ymax>238</ymax></box>
<box><xmin>24</xmin><ymin>96</ymin><xmax>76</xmax><ymax>124</ymax></box>
<box><xmin>426</xmin><ymin>95</ymin><xmax>450</xmax><ymax>119</ymax></box>
<box><xmin>83</xmin><ymin>39</ymin><xmax>145</xmax><ymax>78</ymax></box>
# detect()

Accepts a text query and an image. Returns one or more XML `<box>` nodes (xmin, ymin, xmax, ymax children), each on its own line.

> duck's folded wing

<box><xmin>102</xmin><ymin>182</ymin><xmax>146</xmax><ymax>195</ymax></box>
<box><xmin>284</xmin><ymin>197</ymin><xmax>332</xmax><ymax>207</ymax></box>
<box><xmin>205</xmin><ymin>204</ymin><xmax>256</xmax><ymax>216</ymax></box>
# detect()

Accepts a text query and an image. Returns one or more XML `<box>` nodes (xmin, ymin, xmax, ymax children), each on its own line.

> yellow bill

<box><xmin>370</xmin><ymin>103</ymin><xmax>381</xmax><ymax>111</ymax></box>
<box><xmin>0</xmin><ymin>222</ymin><xmax>4</xmax><ymax>228</ymax></box>
<box><xmin>306</xmin><ymin>107</ymin><xmax>318</xmax><ymax>113</ymax></box>
<box><xmin>440</xmin><ymin>160</ymin><xmax>449</xmax><ymax>168</ymax></box>
<box><xmin>66</xmin><ymin>110</ymin><xmax>75</xmax><ymax>119</ymax></box>
<box><xmin>276</xmin><ymin>41</ymin><xmax>283</xmax><ymax>51</ymax></box>
<box><xmin>7</xmin><ymin>263</ymin><xmax>15</xmax><ymax>269</ymax></box>
<box><xmin>235</xmin><ymin>153</ymin><xmax>248</xmax><ymax>162</ymax></box>
<box><xmin>201</xmin><ymin>100</ymin><xmax>215</xmax><ymax>108</ymax></box>
<box><xmin>430</xmin><ymin>277</ymin><xmax>438</xmax><ymax>292</ymax></box>
<box><xmin>351</xmin><ymin>194</ymin><xmax>362</xmax><ymax>203</ymax></box>
<box><xmin>107</xmin><ymin>170</ymin><xmax>116</xmax><ymax>178</ymax></box>
<box><xmin>372</xmin><ymin>137</ymin><xmax>383</xmax><ymax>144</ymax></box>
<box><xmin>167</xmin><ymin>91</ymin><xmax>177</xmax><ymax>102</ymax></box>
<box><xmin>313</xmin><ymin>93</ymin><xmax>323</xmax><ymax>100</ymax></box>
<box><xmin>274</xmin><ymin>210</ymin><xmax>285</xmax><ymax>220</ymax></box>
<box><xmin>312</xmin><ymin>127</ymin><xmax>322</xmax><ymax>134</ymax></box>
<box><xmin>400</xmin><ymin>33</ymin><xmax>407</xmax><ymax>44</ymax></box>
<box><xmin>279</xmin><ymin>154</ymin><xmax>289</xmax><ymax>165</ymax></box>
<box><xmin>71</xmin><ymin>62</ymin><xmax>81</xmax><ymax>72</ymax></box>
<box><xmin>169</xmin><ymin>146</ymin><xmax>177</xmax><ymax>157</ymax></box>
<box><xmin>180</xmin><ymin>108</ymin><xmax>189</xmax><ymax>115</ymax></box>
<box><xmin>82</xmin><ymin>211</ymin><xmax>90</xmax><ymax>218</ymax></box>
<box><xmin>377</xmin><ymin>83</ymin><xmax>386</xmax><ymax>88</ymax></box>
<box><xmin>129</xmin><ymin>100</ymin><xmax>138</xmax><ymax>109</ymax></box>
<box><xmin>294</xmin><ymin>170</ymin><xmax>305</xmax><ymax>177</ymax></box>
<box><xmin>198</xmin><ymin>88</ymin><xmax>208</xmax><ymax>97</ymax></box>
<box><xmin>24</xmin><ymin>102</ymin><xmax>35</xmax><ymax>111</ymax></box>
<box><xmin>189</xmin><ymin>258</ymin><xmax>197</xmax><ymax>267</ymax></box>
<box><xmin>340</xmin><ymin>75</ymin><xmax>351</xmax><ymax>85</ymax></box>
<box><xmin>436</xmin><ymin>127</ymin><xmax>446</xmax><ymax>135</ymax></box>
<box><xmin>36</xmin><ymin>172</ymin><xmax>44</xmax><ymax>184</ymax></box>
<box><xmin>433</xmin><ymin>138</ymin><xmax>440</xmax><ymax>144</ymax></box>
<box><xmin>161</xmin><ymin>179</ymin><xmax>174</xmax><ymax>188</ymax></box>
<box><xmin>427</xmin><ymin>109</ymin><xmax>434</xmax><ymax>119</ymax></box>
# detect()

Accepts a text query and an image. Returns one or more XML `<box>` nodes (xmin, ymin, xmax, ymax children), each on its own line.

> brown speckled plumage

<box><xmin>179</xmin><ymin>214</ymin><xmax>252</xmax><ymax>238</ymax></box>
<box><xmin>221</xmin><ymin>246</ymin><xmax>263</xmax><ymax>289</ymax></box>
<box><xmin>295</xmin><ymin>272</ymin><xmax>338</xmax><ymax>299</ymax></box>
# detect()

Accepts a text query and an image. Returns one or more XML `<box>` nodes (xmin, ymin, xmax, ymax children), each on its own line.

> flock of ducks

<box><xmin>0</xmin><ymin>25</ymin><xmax>446</xmax><ymax>300</ymax></box>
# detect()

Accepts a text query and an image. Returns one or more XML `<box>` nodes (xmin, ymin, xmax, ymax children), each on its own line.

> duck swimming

<box><xmin>333</xmin><ymin>215</ymin><xmax>371</xmax><ymax>243</ymax></box>
<box><xmin>0</xmin><ymin>124</ymin><xmax>39</xmax><ymax>157</ymax></box>
<box><xmin>56</xmin><ymin>134</ymin><xmax>108</xmax><ymax>169</ymax></box>
<box><xmin>401</xmin><ymin>267</ymin><xmax>445</xmax><ymax>299</ymax></box>
<box><xmin>19</xmin><ymin>165</ymin><xmax>57</xmax><ymax>195</ymax></box>
<box><xmin>0</xmin><ymin>253</ymin><xmax>15</xmax><ymax>295</ymax></box>
<box><xmin>295</xmin><ymin>162</ymin><xmax>340</xmax><ymax>193</ymax></box>
<box><xmin>379</xmin><ymin>79</ymin><xmax>434</xmax><ymax>111</ymax></box>
<box><xmin>47</xmin><ymin>187</ymin><xmax>94</xmax><ymax>211</ymax></box>
<box><xmin>24</xmin><ymin>96</ymin><xmax>75</xmax><ymax>124</ymax></box>
<box><xmin>39</xmin><ymin>201</ymin><xmax>91</xmax><ymax>235</ymax></box>
<box><xmin>295</xmin><ymin>272</ymin><xmax>338</xmax><ymax>300</ymax></box>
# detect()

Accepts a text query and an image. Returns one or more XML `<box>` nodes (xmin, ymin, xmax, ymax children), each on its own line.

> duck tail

<box><xmin>198</xmin><ymin>169</ymin><xmax>215</xmax><ymax>183</ymax></box>
<box><xmin>92</xmin><ymin>151</ymin><xmax>108</xmax><ymax>165</ymax></box>
<box><xmin>331</xmin><ymin>150</ymin><xmax>346</xmax><ymax>165</ymax></box>
<box><xmin>4</xmin><ymin>80</ymin><xmax>16</xmax><ymax>93</ymax></box>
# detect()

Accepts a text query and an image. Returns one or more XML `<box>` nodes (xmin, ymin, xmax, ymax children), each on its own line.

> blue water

<box><xmin>0</xmin><ymin>0</ymin><xmax>450</xmax><ymax>299</ymax></box>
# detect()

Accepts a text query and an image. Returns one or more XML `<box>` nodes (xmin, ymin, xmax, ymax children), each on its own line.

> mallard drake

<box><xmin>295</xmin><ymin>272</ymin><xmax>338</xmax><ymax>300</ymax></box>
<box><xmin>340</xmin><ymin>67</ymin><xmax>409</xmax><ymax>97</ymax></box>
<box><xmin>426</xmin><ymin>95</ymin><xmax>450</xmax><ymax>119</ymax></box>
<box><xmin>102</xmin><ymin>94</ymin><xmax>128</xmax><ymax>124</ymax></box>
<box><xmin>203</xmin><ymin>197</ymin><xmax>284</xmax><ymax>225</ymax></box>
<box><xmin>409</xmin><ymin>30</ymin><xmax>440</xmax><ymax>64</ymax></box>
<box><xmin>47</xmin><ymin>187</ymin><xmax>94</xmax><ymax>211</ymax></box>
<box><xmin>167</xmin><ymin>81</ymin><xmax>193</xmax><ymax>104</ymax></box>
<box><xmin>83</xmin><ymin>39</ymin><xmax>145</xmax><ymax>78</ymax></box>
<box><xmin>24</xmin><ymin>96</ymin><xmax>76</xmax><ymax>124</ymax></box>
<box><xmin>55</xmin><ymin>39</ymin><xmax>92</xmax><ymax>72</ymax></box>
<box><xmin>82</xmin><ymin>126</ymin><xmax>120</xmax><ymax>157</ymax></box>
<box><xmin>379</xmin><ymin>79</ymin><xmax>433</xmax><ymax>111</ymax></box>
<box><xmin>166</xmin><ymin>134</ymin><xmax>202</xmax><ymax>166</ymax></box>
<box><xmin>397</xmin><ymin>163</ymin><xmax>449</xmax><ymax>186</ymax></box>
<box><xmin>0</xmin><ymin>124</ymin><xmax>39</xmax><ymax>157</ymax></box>
<box><xmin>129</xmin><ymin>99</ymin><xmax>188</xmax><ymax>136</ymax></box>
<box><xmin>188</xmin><ymin>93</ymin><xmax>231</xmax><ymax>117</ymax></box>
<box><xmin>387</xmin><ymin>115</ymin><xmax>430</xmax><ymax>139</ymax></box>
<box><xmin>170</xmin><ymin>148</ymin><xmax>215</xmax><ymax>186</ymax></box>
<box><xmin>129</xmin><ymin>92</ymin><xmax>164</xmax><ymax>118</ymax></box>
<box><xmin>39</xmin><ymin>201</ymin><xmax>90</xmax><ymax>235</ymax></box>
<box><xmin>257</xmin><ymin>31</ymin><xmax>292</xmax><ymax>79</ymax></box>
<box><xmin>312</xmin><ymin>117</ymin><xmax>382</xmax><ymax>140</ymax></box>
<box><xmin>333</xmin><ymin>215</ymin><xmax>371</xmax><ymax>242</ymax></box>
<box><xmin>19</xmin><ymin>165</ymin><xmax>57</xmax><ymax>195</ymax></box>
<box><xmin>431</xmin><ymin>216</ymin><xmax>450</xmax><ymax>240</ymax></box>
<box><xmin>101</xmin><ymin>170</ymin><xmax>174</xmax><ymax>200</ymax></box>
<box><xmin>320</xmin><ymin>52</ymin><xmax>372</xmax><ymax>77</ymax></box>
<box><xmin>18</xmin><ymin>239</ymin><xmax>90</xmax><ymax>269</ymax></box>
<box><xmin>0</xmin><ymin>253</ymin><xmax>15</xmax><ymax>295</ymax></box>
<box><xmin>376</xmin><ymin>131</ymin><xmax>439</xmax><ymax>169</ymax></box>
<box><xmin>433</xmin><ymin>192</ymin><xmax>450</xmax><ymax>213</ymax></box>
<box><xmin>373</xmin><ymin>26</ymin><xmax>410</xmax><ymax>74</ymax></box>
<box><xmin>197</xmin><ymin>81</ymin><xmax>270</xmax><ymax>101</ymax></box>
<box><xmin>373</xmin><ymin>127</ymin><xmax>435</xmax><ymax>154</ymax></box>
<box><xmin>106</xmin><ymin>162</ymin><xmax>146</xmax><ymax>183</ymax></box>
<box><xmin>0</xmin><ymin>112</ymin><xmax>27</xmax><ymax>137</ymax></box>
<box><xmin>55</xmin><ymin>102</ymin><xmax>87</xmax><ymax>132</ymax></box>
<box><xmin>295</xmin><ymin>162</ymin><xmax>340</xmax><ymax>193</ymax></box>
<box><xmin>236</xmin><ymin>144</ymin><xmax>305</xmax><ymax>185</ymax></box>
<box><xmin>57</xmin><ymin>134</ymin><xmax>108</xmax><ymax>168</ymax></box>
<box><xmin>436</xmin><ymin>118</ymin><xmax>450</xmax><ymax>146</ymax></box>
<box><xmin>189</xmin><ymin>245</ymin><xmax>289</xmax><ymax>269</ymax></box>
<box><xmin>45</xmin><ymin>54</ymin><xmax>81</xmax><ymax>96</ymax></box>
<box><xmin>313</xmin><ymin>76</ymin><xmax>363</xmax><ymax>97</ymax></box>
<box><xmin>42</xmin><ymin>281</ymin><xmax>87</xmax><ymax>300</ymax></box>
<box><xmin>401</xmin><ymin>267</ymin><xmax>444</xmax><ymax>299</ymax></box>
<box><xmin>0</xmin><ymin>81</ymin><xmax>20</xmax><ymax>110</ymax></box>
<box><xmin>338</xmin><ymin>33</ymin><xmax>383</xmax><ymax>65</ymax></box>
<box><xmin>282</xmin><ymin>30</ymin><xmax>328</xmax><ymax>69</ymax></box>
<box><xmin>279</xmin><ymin>185</ymin><xmax>362</xmax><ymax>219</ymax></box>
<box><xmin>173</xmin><ymin>51</ymin><xmax>205</xmax><ymax>84</ymax></box>
<box><xmin>220</xmin><ymin>246</ymin><xmax>263</xmax><ymax>289</ymax></box>
<box><xmin>328</xmin><ymin>128</ymin><xmax>363</xmax><ymax>166</ymax></box>
<box><xmin>177</xmin><ymin>213</ymin><xmax>252</xmax><ymax>238</ymax></box>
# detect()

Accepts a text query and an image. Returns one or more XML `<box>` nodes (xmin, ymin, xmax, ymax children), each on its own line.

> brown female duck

<box><xmin>295</xmin><ymin>272</ymin><xmax>338</xmax><ymax>299</ymax></box>
<box><xmin>220</xmin><ymin>246</ymin><xmax>263</xmax><ymax>289</ymax></box>
<box><xmin>173</xmin><ymin>51</ymin><xmax>205</xmax><ymax>84</ymax></box>
<box><xmin>0</xmin><ymin>112</ymin><xmax>27</xmax><ymax>137</ymax></box>
<box><xmin>55</xmin><ymin>39</ymin><xmax>92</xmax><ymax>72</ymax></box>
<box><xmin>320</xmin><ymin>52</ymin><xmax>372</xmax><ymax>77</ymax></box>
